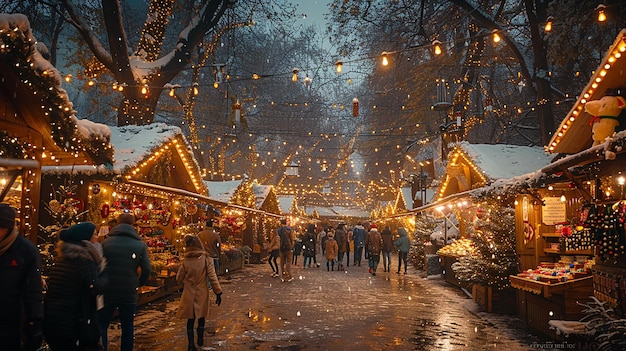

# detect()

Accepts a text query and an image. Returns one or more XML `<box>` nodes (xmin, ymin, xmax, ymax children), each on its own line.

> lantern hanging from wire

<box><xmin>431</xmin><ymin>78</ymin><xmax>452</xmax><ymax>110</ymax></box>
<box><xmin>352</xmin><ymin>98</ymin><xmax>359</xmax><ymax>117</ymax></box>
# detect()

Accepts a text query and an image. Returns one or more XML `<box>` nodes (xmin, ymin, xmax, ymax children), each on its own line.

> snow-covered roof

<box><xmin>278</xmin><ymin>195</ymin><xmax>295</xmax><ymax>214</ymax></box>
<box><xmin>253</xmin><ymin>183</ymin><xmax>272</xmax><ymax>209</ymax></box>
<box><xmin>204</xmin><ymin>179</ymin><xmax>243</xmax><ymax>203</ymax></box>
<box><xmin>43</xmin><ymin>123</ymin><xmax>183</xmax><ymax>173</ymax></box>
<box><xmin>0</xmin><ymin>13</ymin><xmax>112</xmax><ymax>165</ymax></box>
<box><xmin>455</xmin><ymin>142</ymin><xmax>553</xmax><ymax>180</ymax></box>
<box><xmin>305</xmin><ymin>206</ymin><xmax>369</xmax><ymax>219</ymax></box>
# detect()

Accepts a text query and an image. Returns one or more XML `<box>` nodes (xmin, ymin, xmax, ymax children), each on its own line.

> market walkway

<box><xmin>105</xmin><ymin>258</ymin><xmax>552</xmax><ymax>351</ymax></box>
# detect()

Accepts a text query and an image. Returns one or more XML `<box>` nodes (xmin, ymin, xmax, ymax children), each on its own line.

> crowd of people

<box><xmin>0</xmin><ymin>204</ymin><xmax>222</xmax><ymax>351</ymax></box>
<box><xmin>269</xmin><ymin>219</ymin><xmax>411</xmax><ymax>279</ymax></box>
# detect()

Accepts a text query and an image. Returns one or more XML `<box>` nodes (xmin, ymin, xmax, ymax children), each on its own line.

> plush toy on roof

<box><xmin>584</xmin><ymin>91</ymin><xmax>626</xmax><ymax>146</ymax></box>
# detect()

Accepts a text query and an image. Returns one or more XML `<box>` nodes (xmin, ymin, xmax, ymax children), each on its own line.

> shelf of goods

<box><xmin>436</xmin><ymin>238</ymin><xmax>475</xmax><ymax>288</ymax></box>
<box><xmin>592</xmin><ymin>264</ymin><xmax>626</xmax><ymax>316</ymax></box>
<box><xmin>542</xmin><ymin>229</ymin><xmax>593</xmax><ymax>256</ymax></box>
<box><xmin>510</xmin><ymin>263</ymin><xmax>594</xmax><ymax>337</ymax></box>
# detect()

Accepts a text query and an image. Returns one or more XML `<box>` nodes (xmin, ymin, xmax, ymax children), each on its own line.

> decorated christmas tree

<box><xmin>38</xmin><ymin>182</ymin><xmax>89</xmax><ymax>276</ymax></box>
<box><xmin>452</xmin><ymin>199</ymin><xmax>518</xmax><ymax>290</ymax></box>
<box><xmin>411</xmin><ymin>213</ymin><xmax>438</xmax><ymax>270</ymax></box>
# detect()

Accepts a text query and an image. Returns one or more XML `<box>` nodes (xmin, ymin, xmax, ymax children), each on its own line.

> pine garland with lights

<box><xmin>452</xmin><ymin>200</ymin><xmax>518</xmax><ymax>290</ymax></box>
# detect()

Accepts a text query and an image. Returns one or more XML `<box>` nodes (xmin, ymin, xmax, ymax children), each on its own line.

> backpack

<box><xmin>279</xmin><ymin>227</ymin><xmax>292</xmax><ymax>252</ymax></box>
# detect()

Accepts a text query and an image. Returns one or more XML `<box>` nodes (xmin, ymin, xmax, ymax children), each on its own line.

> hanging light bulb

<box><xmin>381</xmin><ymin>52</ymin><xmax>389</xmax><ymax>66</ymax></box>
<box><xmin>169</xmin><ymin>88</ymin><xmax>175</xmax><ymax>97</ymax></box>
<box><xmin>432</xmin><ymin>40</ymin><xmax>442</xmax><ymax>55</ymax></box>
<box><xmin>141</xmin><ymin>85</ymin><xmax>148</xmax><ymax>95</ymax></box>
<box><xmin>64</xmin><ymin>74</ymin><xmax>72</xmax><ymax>82</ymax></box>
<box><xmin>213</xmin><ymin>81</ymin><xmax>219</xmax><ymax>89</ymax></box>
<box><xmin>193</xmin><ymin>83</ymin><xmax>199</xmax><ymax>95</ymax></box>
<box><xmin>492</xmin><ymin>29</ymin><xmax>501</xmax><ymax>43</ymax></box>
<box><xmin>87</xmin><ymin>79</ymin><xmax>95</xmax><ymax>87</ymax></box>
<box><xmin>304</xmin><ymin>74</ymin><xmax>311</xmax><ymax>86</ymax></box>
<box><xmin>596</xmin><ymin>4</ymin><xmax>607</xmax><ymax>22</ymax></box>
<box><xmin>544</xmin><ymin>16</ymin><xmax>554</xmax><ymax>32</ymax></box>
<box><xmin>292</xmin><ymin>68</ymin><xmax>299</xmax><ymax>82</ymax></box>
<box><xmin>335</xmin><ymin>60</ymin><xmax>343</xmax><ymax>73</ymax></box>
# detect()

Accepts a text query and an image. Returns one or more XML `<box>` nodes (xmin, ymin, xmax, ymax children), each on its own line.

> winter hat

<box><xmin>60</xmin><ymin>222</ymin><xmax>96</xmax><ymax>242</ymax></box>
<box><xmin>0</xmin><ymin>204</ymin><xmax>16</xmax><ymax>229</ymax></box>
<box><xmin>369</xmin><ymin>223</ymin><xmax>377</xmax><ymax>229</ymax></box>
<box><xmin>118</xmin><ymin>213</ymin><xmax>135</xmax><ymax>225</ymax></box>
<box><xmin>184</xmin><ymin>235</ymin><xmax>204</xmax><ymax>250</ymax></box>
<box><xmin>398</xmin><ymin>227</ymin><xmax>408</xmax><ymax>236</ymax></box>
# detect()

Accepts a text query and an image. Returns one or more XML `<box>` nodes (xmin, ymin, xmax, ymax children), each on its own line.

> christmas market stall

<box><xmin>0</xmin><ymin>13</ymin><xmax>113</xmax><ymax>244</ymax></box>
<box><xmin>511</xmin><ymin>28</ymin><xmax>626</xmax><ymax>344</ymax></box>
<box><xmin>431</xmin><ymin>142</ymin><xmax>551</xmax><ymax>299</ymax></box>
<box><xmin>41</xmin><ymin>123</ymin><xmax>215</xmax><ymax>304</ymax></box>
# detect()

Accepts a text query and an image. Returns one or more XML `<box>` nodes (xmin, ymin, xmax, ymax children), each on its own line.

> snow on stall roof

<box><xmin>204</xmin><ymin>179</ymin><xmax>243</xmax><ymax>203</ymax></box>
<box><xmin>278</xmin><ymin>195</ymin><xmax>295</xmax><ymax>214</ymax></box>
<box><xmin>455</xmin><ymin>142</ymin><xmax>553</xmax><ymax>180</ymax></box>
<box><xmin>42</xmin><ymin>123</ymin><xmax>181</xmax><ymax>174</ymax></box>
<box><xmin>253</xmin><ymin>184</ymin><xmax>272</xmax><ymax>209</ymax></box>
<box><xmin>0</xmin><ymin>14</ymin><xmax>111</xmax><ymax>139</ymax></box>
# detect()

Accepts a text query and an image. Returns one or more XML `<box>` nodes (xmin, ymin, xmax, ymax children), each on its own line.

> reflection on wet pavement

<box><xmin>104</xmin><ymin>262</ymin><xmax>545</xmax><ymax>350</ymax></box>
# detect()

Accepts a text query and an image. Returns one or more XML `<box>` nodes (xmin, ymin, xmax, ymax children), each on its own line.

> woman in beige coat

<box><xmin>177</xmin><ymin>235</ymin><xmax>223</xmax><ymax>351</ymax></box>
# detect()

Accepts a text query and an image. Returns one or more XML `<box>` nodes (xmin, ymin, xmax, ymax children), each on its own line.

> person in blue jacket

<box><xmin>394</xmin><ymin>227</ymin><xmax>411</xmax><ymax>274</ymax></box>
<box><xmin>98</xmin><ymin>213</ymin><xmax>151</xmax><ymax>351</ymax></box>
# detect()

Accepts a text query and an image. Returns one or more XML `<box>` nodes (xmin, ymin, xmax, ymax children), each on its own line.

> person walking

<box><xmin>318</xmin><ymin>227</ymin><xmax>327</xmax><ymax>255</ymax></box>
<box><xmin>292</xmin><ymin>234</ymin><xmax>303</xmax><ymax>265</ymax></box>
<box><xmin>176</xmin><ymin>235</ymin><xmax>222</xmax><ymax>351</ymax></box>
<box><xmin>335</xmin><ymin>223</ymin><xmax>347</xmax><ymax>271</ymax></box>
<box><xmin>352</xmin><ymin>222</ymin><xmax>366</xmax><ymax>267</ymax></box>
<box><xmin>98</xmin><ymin>213</ymin><xmax>151</xmax><ymax>351</ymax></box>
<box><xmin>43</xmin><ymin>222</ymin><xmax>108</xmax><ymax>351</ymax></box>
<box><xmin>324</xmin><ymin>231</ymin><xmax>338</xmax><ymax>271</ymax></box>
<box><xmin>365</xmin><ymin>223</ymin><xmax>383</xmax><ymax>276</ymax></box>
<box><xmin>0</xmin><ymin>204</ymin><xmax>44</xmax><ymax>351</ymax></box>
<box><xmin>267</xmin><ymin>227</ymin><xmax>280</xmax><ymax>277</ymax></box>
<box><xmin>302</xmin><ymin>224</ymin><xmax>317</xmax><ymax>268</ymax></box>
<box><xmin>197</xmin><ymin>219</ymin><xmax>221</xmax><ymax>273</ymax></box>
<box><xmin>381</xmin><ymin>225</ymin><xmax>394</xmax><ymax>272</ymax></box>
<box><xmin>394</xmin><ymin>227</ymin><xmax>411</xmax><ymax>274</ymax></box>
<box><xmin>277</xmin><ymin>218</ymin><xmax>294</xmax><ymax>282</ymax></box>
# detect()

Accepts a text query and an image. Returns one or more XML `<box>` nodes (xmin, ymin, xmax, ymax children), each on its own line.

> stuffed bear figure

<box><xmin>584</xmin><ymin>95</ymin><xmax>626</xmax><ymax>146</ymax></box>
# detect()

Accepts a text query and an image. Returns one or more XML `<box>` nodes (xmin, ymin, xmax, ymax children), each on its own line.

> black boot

<box><xmin>187</xmin><ymin>329</ymin><xmax>197</xmax><ymax>351</ymax></box>
<box><xmin>197</xmin><ymin>327</ymin><xmax>204</xmax><ymax>347</ymax></box>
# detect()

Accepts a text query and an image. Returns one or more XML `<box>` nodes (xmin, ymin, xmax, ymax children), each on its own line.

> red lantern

<box><xmin>352</xmin><ymin>98</ymin><xmax>359</xmax><ymax>117</ymax></box>
<box><xmin>101</xmin><ymin>204</ymin><xmax>110</xmax><ymax>218</ymax></box>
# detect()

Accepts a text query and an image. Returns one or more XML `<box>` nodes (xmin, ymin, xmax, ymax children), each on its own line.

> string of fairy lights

<box><xmin>55</xmin><ymin>2</ymin><xmax>614</xmax><ymax>209</ymax></box>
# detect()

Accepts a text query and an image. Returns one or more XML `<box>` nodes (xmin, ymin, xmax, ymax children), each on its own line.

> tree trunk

<box><xmin>116</xmin><ymin>86</ymin><xmax>162</xmax><ymax>126</ymax></box>
<box><xmin>525</xmin><ymin>0</ymin><xmax>555</xmax><ymax>146</ymax></box>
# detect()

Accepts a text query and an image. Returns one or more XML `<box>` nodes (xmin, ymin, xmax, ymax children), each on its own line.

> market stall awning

<box><xmin>548</xmin><ymin>29</ymin><xmax>626</xmax><ymax>154</ymax></box>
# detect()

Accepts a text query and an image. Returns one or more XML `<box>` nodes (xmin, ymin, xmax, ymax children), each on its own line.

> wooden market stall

<box><xmin>507</xmin><ymin>29</ymin><xmax>626</xmax><ymax>341</ymax></box>
<box><xmin>0</xmin><ymin>13</ymin><xmax>113</xmax><ymax>242</ymax></box>
<box><xmin>433</xmin><ymin>142</ymin><xmax>552</xmax><ymax>290</ymax></box>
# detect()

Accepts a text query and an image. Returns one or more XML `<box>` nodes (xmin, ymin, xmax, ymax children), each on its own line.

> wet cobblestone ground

<box><xmin>104</xmin><ymin>259</ymin><xmax>554</xmax><ymax>350</ymax></box>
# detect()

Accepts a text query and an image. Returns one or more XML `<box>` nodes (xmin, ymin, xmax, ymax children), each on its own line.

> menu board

<box><xmin>542</xmin><ymin>197</ymin><xmax>566</xmax><ymax>225</ymax></box>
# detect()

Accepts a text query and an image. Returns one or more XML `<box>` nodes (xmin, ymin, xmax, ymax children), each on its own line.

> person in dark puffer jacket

<box><xmin>0</xmin><ymin>204</ymin><xmax>44</xmax><ymax>351</ymax></box>
<box><xmin>43</xmin><ymin>221</ymin><xmax>107</xmax><ymax>350</ymax></box>
<box><xmin>98</xmin><ymin>214</ymin><xmax>151</xmax><ymax>351</ymax></box>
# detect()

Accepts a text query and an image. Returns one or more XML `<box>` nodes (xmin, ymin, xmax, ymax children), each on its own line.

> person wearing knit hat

<box><xmin>177</xmin><ymin>235</ymin><xmax>222</xmax><ymax>350</ymax></box>
<box><xmin>59</xmin><ymin>222</ymin><xmax>97</xmax><ymax>243</ymax></box>
<box><xmin>0</xmin><ymin>204</ymin><xmax>44</xmax><ymax>350</ymax></box>
<box><xmin>43</xmin><ymin>220</ymin><xmax>107</xmax><ymax>350</ymax></box>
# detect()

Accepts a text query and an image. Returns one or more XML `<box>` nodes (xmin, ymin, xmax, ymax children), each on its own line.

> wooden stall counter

<box><xmin>510</xmin><ymin>275</ymin><xmax>593</xmax><ymax>337</ymax></box>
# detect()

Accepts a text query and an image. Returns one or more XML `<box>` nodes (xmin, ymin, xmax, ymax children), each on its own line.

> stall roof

<box><xmin>548</xmin><ymin>28</ymin><xmax>626</xmax><ymax>154</ymax></box>
<box><xmin>204</xmin><ymin>179</ymin><xmax>244</xmax><ymax>203</ymax></box>
<box><xmin>277</xmin><ymin>195</ymin><xmax>295</xmax><ymax>214</ymax></box>
<box><xmin>0</xmin><ymin>13</ymin><xmax>113</xmax><ymax>166</ymax></box>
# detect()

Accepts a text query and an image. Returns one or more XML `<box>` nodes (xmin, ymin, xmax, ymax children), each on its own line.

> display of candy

<box><xmin>515</xmin><ymin>261</ymin><xmax>593</xmax><ymax>284</ymax></box>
